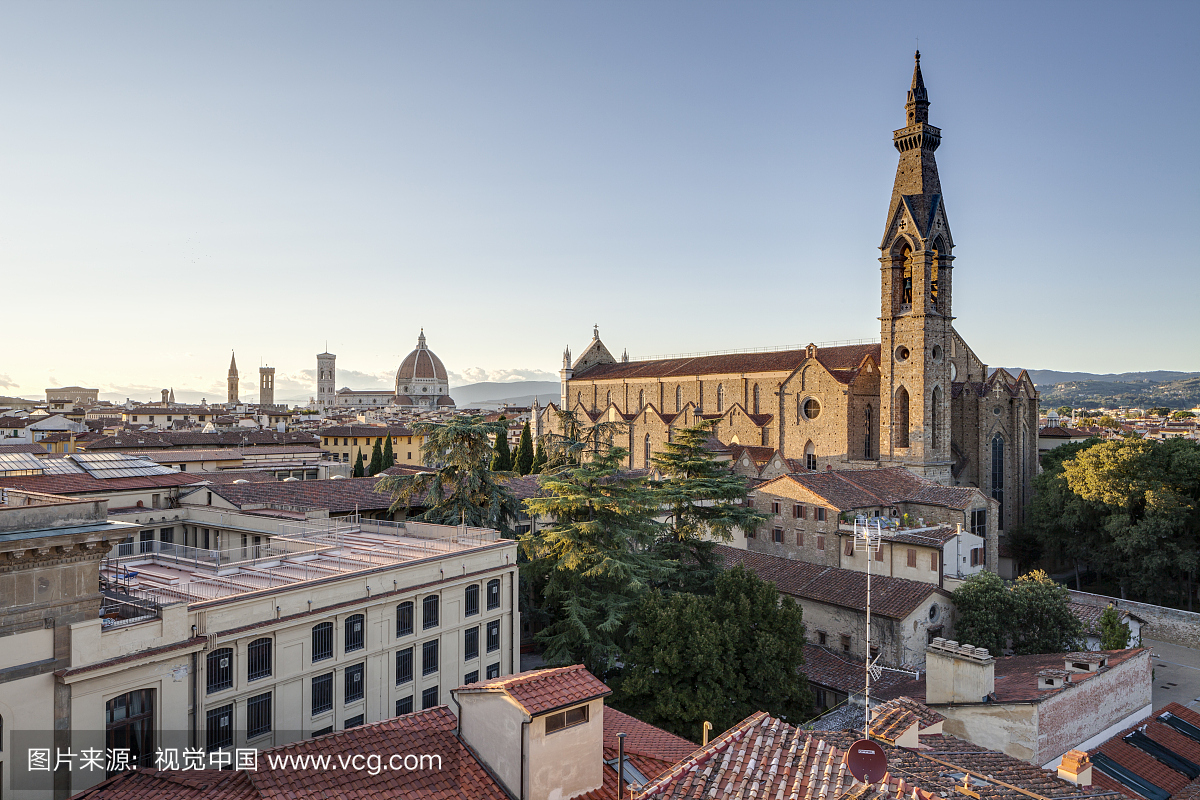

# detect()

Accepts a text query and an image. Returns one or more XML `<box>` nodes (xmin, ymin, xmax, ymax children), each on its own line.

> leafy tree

<box><xmin>382</xmin><ymin>435</ymin><xmax>395</xmax><ymax>468</ymax></box>
<box><xmin>376</xmin><ymin>416</ymin><xmax>519</xmax><ymax>535</ymax></box>
<box><xmin>531</xmin><ymin>439</ymin><xmax>548</xmax><ymax>474</ymax></box>
<box><xmin>1010</xmin><ymin>570</ymin><xmax>1083</xmax><ymax>654</ymax></box>
<box><xmin>1024</xmin><ymin>439</ymin><xmax>1110</xmax><ymax>590</ymax></box>
<box><xmin>1174</xmin><ymin>410</ymin><xmax>1196</xmax><ymax>420</ymax></box>
<box><xmin>1056</xmin><ymin>406</ymin><xmax>1073</xmax><ymax>417</ymax></box>
<box><xmin>490</xmin><ymin>427</ymin><xmax>512</xmax><ymax>472</ymax></box>
<box><xmin>1097</xmin><ymin>415</ymin><xmax>1121</xmax><ymax>430</ymax></box>
<box><xmin>1099</xmin><ymin>605</ymin><xmax>1132</xmax><ymax>650</ymax></box>
<box><xmin>950</xmin><ymin>571</ymin><xmax>1014</xmax><ymax>656</ymax></box>
<box><xmin>650</xmin><ymin>420</ymin><xmax>766</xmax><ymax>594</ymax></box>
<box><xmin>368</xmin><ymin>439</ymin><xmax>383</xmax><ymax>476</ymax></box>
<box><xmin>352</xmin><ymin>451</ymin><xmax>365</xmax><ymax>478</ymax></box>
<box><xmin>615</xmin><ymin>566</ymin><xmax>813</xmax><ymax>742</ymax></box>
<box><xmin>520</xmin><ymin>411</ymin><xmax>670</xmax><ymax>676</ymax></box>
<box><xmin>515</xmin><ymin>422</ymin><xmax>534</xmax><ymax>475</ymax></box>
<box><xmin>1148</xmin><ymin>407</ymin><xmax>1171</xmax><ymax>418</ymax></box>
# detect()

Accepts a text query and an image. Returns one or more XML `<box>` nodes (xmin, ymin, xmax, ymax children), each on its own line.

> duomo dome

<box><xmin>395</xmin><ymin>330</ymin><xmax>454</xmax><ymax>409</ymax></box>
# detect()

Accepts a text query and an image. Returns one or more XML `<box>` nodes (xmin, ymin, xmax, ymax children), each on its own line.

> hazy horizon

<box><xmin>2</xmin><ymin>1</ymin><xmax>1197</xmax><ymax>405</ymax></box>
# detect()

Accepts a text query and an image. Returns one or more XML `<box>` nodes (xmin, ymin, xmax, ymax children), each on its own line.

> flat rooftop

<box><xmin>101</xmin><ymin>517</ymin><xmax>502</xmax><ymax>607</ymax></box>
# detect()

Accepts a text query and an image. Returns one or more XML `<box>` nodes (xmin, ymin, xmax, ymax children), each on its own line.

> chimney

<box><xmin>925</xmin><ymin>638</ymin><xmax>995</xmax><ymax>704</ymax></box>
<box><xmin>1058</xmin><ymin>750</ymin><xmax>1092</xmax><ymax>786</ymax></box>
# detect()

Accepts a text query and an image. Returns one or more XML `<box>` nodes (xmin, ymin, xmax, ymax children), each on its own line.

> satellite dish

<box><xmin>844</xmin><ymin>739</ymin><xmax>888</xmax><ymax>784</ymax></box>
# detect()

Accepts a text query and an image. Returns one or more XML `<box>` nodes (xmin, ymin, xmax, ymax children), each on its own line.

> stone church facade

<box><xmin>535</xmin><ymin>53</ymin><xmax>1038</xmax><ymax>535</ymax></box>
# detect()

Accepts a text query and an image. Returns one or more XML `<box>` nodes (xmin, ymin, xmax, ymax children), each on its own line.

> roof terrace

<box><xmin>100</xmin><ymin>515</ymin><xmax>501</xmax><ymax>609</ymax></box>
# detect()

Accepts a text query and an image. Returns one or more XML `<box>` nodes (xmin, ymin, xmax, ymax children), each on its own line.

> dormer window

<box><xmin>545</xmin><ymin>704</ymin><xmax>589</xmax><ymax>734</ymax></box>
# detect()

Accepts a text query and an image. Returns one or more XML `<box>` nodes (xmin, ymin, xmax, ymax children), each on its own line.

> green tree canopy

<box><xmin>1148</xmin><ymin>407</ymin><xmax>1171</xmax><ymax>418</ymax></box>
<box><xmin>1010</xmin><ymin>570</ymin><xmax>1083</xmax><ymax>654</ymax></box>
<box><xmin>531</xmin><ymin>438</ymin><xmax>548</xmax><ymax>474</ymax></box>
<box><xmin>515</xmin><ymin>422</ymin><xmax>534</xmax><ymax>475</ymax></box>
<box><xmin>376</xmin><ymin>416</ymin><xmax>519</xmax><ymax>535</ymax></box>
<box><xmin>1097</xmin><ymin>415</ymin><xmax>1121</xmax><ymax>430</ymax></box>
<box><xmin>1099</xmin><ymin>605</ymin><xmax>1132</xmax><ymax>650</ymax></box>
<box><xmin>614</xmin><ymin>565</ymin><xmax>813</xmax><ymax>743</ymax></box>
<box><xmin>1056</xmin><ymin>406</ymin><xmax>1073</xmax><ymax>417</ymax></box>
<box><xmin>490</xmin><ymin>427</ymin><xmax>512</xmax><ymax>472</ymax></box>
<box><xmin>1173</xmin><ymin>410</ymin><xmax>1196</xmax><ymax>420</ymax></box>
<box><xmin>368</xmin><ymin>439</ymin><xmax>384</xmax><ymax>476</ymax></box>
<box><xmin>950</xmin><ymin>571</ymin><xmax>1013</xmax><ymax>656</ymax></box>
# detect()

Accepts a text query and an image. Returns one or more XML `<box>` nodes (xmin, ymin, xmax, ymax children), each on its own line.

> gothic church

<box><xmin>536</xmin><ymin>54</ymin><xmax>1039</xmax><ymax>534</ymax></box>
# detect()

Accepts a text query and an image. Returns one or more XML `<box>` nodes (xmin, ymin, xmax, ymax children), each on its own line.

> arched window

<box><xmin>644</xmin><ymin>434</ymin><xmax>651</xmax><ymax>466</ymax></box>
<box><xmin>895</xmin><ymin>387</ymin><xmax>910</xmax><ymax>448</ymax></box>
<box><xmin>396</xmin><ymin>601</ymin><xmax>414</xmax><ymax>637</ymax></box>
<box><xmin>312</xmin><ymin>622</ymin><xmax>334</xmax><ymax>662</ymax></box>
<box><xmin>638</xmin><ymin>389</ymin><xmax>645</xmax><ymax>410</ymax></box>
<box><xmin>931</xmin><ymin>238</ymin><xmax>943</xmax><ymax>309</ymax></box>
<box><xmin>345</xmin><ymin>613</ymin><xmax>365</xmax><ymax>652</ymax></box>
<box><xmin>992</xmin><ymin>435</ymin><xmax>1005</xmax><ymax>529</ymax></box>
<box><xmin>804</xmin><ymin>441</ymin><xmax>817</xmax><ymax>471</ymax></box>
<box><xmin>796</xmin><ymin>395</ymin><xmax>802</xmax><ymax>423</ymax></box>
<box><xmin>753</xmin><ymin>385</ymin><xmax>760</xmax><ymax>415</ymax></box>
<box><xmin>247</xmin><ymin>638</ymin><xmax>272</xmax><ymax>681</ymax></box>
<box><xmin>206</xmin><ymin>647</ymin><xmax>233</xmax><ymax>693</ymax></box>
<box><xmin>675</xmin><ymin>386</ymin><xmax>682</xmax><ymax>412</ymax></box>
<box><xmin>901</xmin><ymin>246</ymin><xmax>914</xmax><ymax>305</ymax></box>
<box><xmin>576</xmin><ymin>391</ymin><xmax>581</xmax><ymax>406</ymax></box>
<box><xmin>865</xmin><ymin>404</ymin><xmax>874</xmax><ymax>459</ymax></box>
<box><xmin>931</xmin><ymin>386</ymin><xmax>943</xmax><ymax>448</ymax></box>
<box><xmin>606</xmin><ymin>390</ymin><xmax>612</xmax><ymax>408</ymax></box>
<box><xmin>716</xmin><ymin>384</ymin><xmax>724</xmax><ymax>412</ymax></box>
<box><xmin>422</xmin><ymin>595</ymin><xmax>439</xmax><ymax>629</ymax></box>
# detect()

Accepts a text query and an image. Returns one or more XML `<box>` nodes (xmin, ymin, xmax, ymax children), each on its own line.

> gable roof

<box><xmin>571</xmin><ymin>343</ymin><xmax>881</xmax><ymax>385</ymax></box>
<box><xmin>454</xmin><ymin>664</ymin><xmax>612</xmax><ymax>716</ymax></box>
<box><xmin>757</xmin><ymin>467</ymin><xmax>982</xmax><ymax>512</ymax></box>
<box><xmin>716</xmin><ymin>546</ymin><xmax>949</xmax><ymax>619</ymax></box>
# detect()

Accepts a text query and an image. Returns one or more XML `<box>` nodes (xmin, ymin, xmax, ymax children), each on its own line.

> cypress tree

<box><xmin>515</xmin><ymin>422</ymin><xmax>534</xmax><ymax>475</ymax></box>
<box><xmin>382</xmin><ymin>435</ymin><xmax>395</xmax><ymax>468</ymax></box>
<box><xmin>531</xmin><ymin>439</ymin><xmax>547</xmax><ymax>474</ymax></box>
<box><xmin>368</xmin><ymin>439</ymin><xmax>384</xmax><ymax>475</ymax></box>
<box><xmin>490</xmin><ymin>428</ymin><xmax>512</xmax><ymax>472</ymax></box>
<box><xmin>352</xmin><ymin>451</ymin><xmax>365</xmax><ymax>478</ymax></box>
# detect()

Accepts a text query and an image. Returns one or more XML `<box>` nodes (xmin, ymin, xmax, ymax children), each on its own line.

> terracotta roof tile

<box><xmin>1089</xmin><ymin>703</ymin><xmax>1200</xmax><ymax>799</ymax></box>
<box><xmin>802</xmin><ymin>643</ymin><xmax>913</xmax><ymax>698</ymax></box>
<box><xmin>0</xmin><ymin>471</ymin><xmax>206</xmax><ymax>496</ymax></box>
<box><xmin>572</xmin><ymin>344</ymin><xmax>881</xmax><ymax>383</ymax></box>
<box><xmin>455</xmin><ymin>664</ymin><xmax>612</xmax><ymax>716</ymax></box>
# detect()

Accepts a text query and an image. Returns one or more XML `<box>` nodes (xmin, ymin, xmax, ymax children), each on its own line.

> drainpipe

<box><xmin>511</xmin><ymin>570</ymin><xmax>518</xmax><ymax>675</ymax></box>
<box><xmin>190</xmin><ymin>650</ymin><xmax>198</xmax><ymax>749</ymax></box>
<box><xmin>520</xmin><ymin>718</ymin><xmax>530</xmax><ymax>800</ymax></box>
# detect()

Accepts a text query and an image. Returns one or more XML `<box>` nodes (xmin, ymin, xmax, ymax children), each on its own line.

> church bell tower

<box><xmin>878</xmin><ymin>52</ymin><xmax>954</xmax><ymax>484</ymax></box>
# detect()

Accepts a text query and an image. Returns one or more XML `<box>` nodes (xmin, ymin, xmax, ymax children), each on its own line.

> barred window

<box><xmin>312</xmin><ymin>622</ymin><xmax>333</xmax><ymax>663</ymax></box>
<box><xmin>421</xmin><ymin>686</ymin><xmax>439</xmax><ymax>710</ymax></box>
<box><xmin>345</xmin><ymin>614</ymin><xmax>365</xmax><ymax>653</ymax></box>
<box><xmin>345</xmin><ymin>714</ymin><xmax>364</xmax><ymax>729</ymax></box>
<box><xmin>464</xmin><ymin>585</ymin><xmax>479</xmax><ymax>617</ymax></box>
<box><xmin>247</xmin><ymin>638</ymin><xmax>272</xmax><ymax>681</ymax></box>
<box><xmin>396</xmin><ymin>647</ymin><xmax>413</xmax><ymax>685</ymax></box>
<box><xmin>545</xmin><ymin>704</ymin><xmax>589</xmax><ymax>734</ymax></box>
<box><xmin>422</xmin><ymin>595</ymin><xmax>439</xmax><ymax>630</ymax></box>
<box><xmin>206</xmin><ymin>704</ymin><xmax>233</xmax><ymax>750</ymax></box>
<box><xmin>345</xmin><ymin>663</ymin><xmax>364</xmax><ymax>703</ymax></box>
<box><xmin>396</xmin><ymin>696</ymin><xmax>413</xmax><ymax>716</ymax></box>
<box><xmin>396</xmin><ymin>601</ymin><xmax>414</xmax><ymax>637</ymax></box>
<box><xmin>206</xmin><ymin>648</ymin><xmax>233</xmax><ymax>694</ymax></box>
<box><xmin>422</xmin><ymin>640</ymin><xmax>439</xmax><ymax>675</ymax></box>
<box><xmin>464</xmin><ymin>626</ymin><xmax>479</xmax><ymax>661</ymax></box>
<box><xmin>246</xmin><ymin>692</ymin><xmax>271</xmax><ymax>739</ymax></box>
<box><xmin>486</xmin><ymin>620</ymin><xmax>500</xmax><ymax>653</ymax></box>
<box><xmin>312</xmin><ymin>673</ymin><xmax>333</xmax><ymax>716</ymax></box>
<box><xmin>486</xmin><ymin>662</ymin><xmax>501</xmax><ymax>679</ymax></box>
<box><xmin>486</xmin><ymin>579</ymin><xmax>501</xmax><ymax>610</ymax></box>
<box><xmin>465</xmin><ymin>670</ymin><xmax>480</xmax><ymax>684</ymax></box>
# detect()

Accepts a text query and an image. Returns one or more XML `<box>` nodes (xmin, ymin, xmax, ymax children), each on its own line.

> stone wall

<box><xmin>1068</xmin><ymin>590</ymin><xmax>1200</xmax><ymax>649</ymax></box>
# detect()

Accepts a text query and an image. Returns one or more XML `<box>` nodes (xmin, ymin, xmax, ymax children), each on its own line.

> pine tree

<box><xmin>382</xmin><ymin>435</ymin><xmax>395</xmax><ymax>468</ymax></box>
<box><xmin>352</xmin><ymin>451</ymin><xmax>365</xmax><ymax>478</ymax></box>
<box><xmin>515</xmin><ymin>422</ymin><xmax>534</xmax><ymax>475</ymax></box>
<box><xmin>521</xmin><ymin>422</ymin><xmax>670</xmax><ymax>677</ymax></box>
<box><xmin>490</xmin><ymin>427</ymin><xmax>512</xmax><ymax>472</ymax></box>
<box><xmin>1099</xmin><ymin>605</ymin><xmax>1132</xmax><ymax>649</ymax></box>
<box><xmin>368</xmin><ymin>439</ymin><xmax>383</xmax><ymax>476</ymax></box>
<box><xmin>531</xmin><ymin>439</ymin><xmax>547</xmax><ymax>474</ymax></box>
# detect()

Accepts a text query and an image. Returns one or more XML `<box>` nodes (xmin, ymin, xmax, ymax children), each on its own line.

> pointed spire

<box><xmin>229</xmin><ymin>351</ymin><xmax>238</xmax><ymax>377</ymax></box>
<box><xmin>905</xmin><ymin>50</ymin><xmax>929</xmax><ymax>126</ymax></box>
<box><xmin>417</xmin><ymin>328</ymin><xmax>427</xmax><ymax>348</ymax></box>
<box><xmin>621</xmin><ymin>348</ymin><xmax>629</xmax><ymax>363</ymax></box>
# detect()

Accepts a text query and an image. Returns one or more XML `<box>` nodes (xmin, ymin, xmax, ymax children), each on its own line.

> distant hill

<box><xmin>1003</xmin><ymin>370</ymin><xmax>1200</xmax><ymax>410</ymax></box>
<box><xmin>450</xmin><ymin>381</ymin><xmax>560</xmax><ymax>407</ymax></box>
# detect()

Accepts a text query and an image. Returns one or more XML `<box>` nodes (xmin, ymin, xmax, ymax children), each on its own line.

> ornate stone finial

<box><xmin>593</xmin><ymin>324</ymin><xmax>599</xmax><ymax>340</ymax></box>
<box><xmin>621</xmin><ymin>348</ymin><xmax>629</xmax><ymax>363</ymax></box>
<box><xmin>417</xmin><ymin>329</ymin><xmax>426</xmax><ymax>348</ymax></box>
<box><xmin>562</xmin><ymin>347</ymin><xmax>571</xmax><ymax>368</ymax></box>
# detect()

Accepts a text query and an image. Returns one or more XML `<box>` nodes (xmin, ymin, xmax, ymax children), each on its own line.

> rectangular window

<box><xmin>772</xmin><ymin>527</ymin><xmax>783</xmax><ymax>543</ymax></box>
<box><xmin>422</xmin><ymin>640</ymin><xmax>439</xmax><ymax>675</ymax></box>
<box><xmin>313</xmin><ymin>725</ymin><xmax>334</xmax><ymax>737</ymax></box>
<box><xmin>487</xmin><ymin>579</ymin><xmax>501</xmax><ymax>610</ymax></box>
<box><xmin>746</xmin><ymin>526</ymin><xmax>757</xmax><ymax>539</ymax></box>
<box><xmin>840</xmin><ymin>635</ymin><xmax>851</xmax><ymax>654</ymax></box>
<box><xmin>464</xmin><ymin>584</ymin><xmax>480</xmax><ymax>617</ymax></box>
<box><xmin>247</xmin><ymin>638</ymin><xmax>272</xmax><ymax>681</ymax></box>
<box><xmin>464</xmin><ymin>626</ymin><xmax>479</xmax><ymax>661</ymax></box>
<box><xmin>206</xmin><ymin>704</ymin><xmax>233</xmax><ymax>751</ymax></box>
<box><xmin>486</xmin><ymin>620</ymin><xmax>500</xmax><ymax>653</ymax></box>
<box><xmin>396</xmin><ymin>696</ymin><xmax>413</xmax><ymax>716</ymax></box>
<box><xmin>105</xmin><ymin>689</ymin><xmax>155</xmax><ymax>771</ymax></box>
<box><xmin>422</xmin><ymin>686</ymin><xmax>439</xmax><ymax>710</ymax></box>
<box><xmin>207</xmin><ymin>648</ymin><xmax>233</xmax><ymax>694</ymax></box>
<box><xmin>771</xmin><ymin>501</ymin><xmax>780</xmax><ymax>515</ymax></box>
<box><xmin>971</xmin><ymin>508</ymin><xmax>987</xmax><ymax>538</ymax></box>
<box><xmin>247</xmin><ymin>692</ymin><xmax>272</xmax><ymax>739</ymax></box>
<box><xmin>397</xmin><ymin>602</ymin><xmax>414</xmax><ymax>637</ymax></box>
<box><xmin>312</xmin><ymin>622</ymin><xmax>334</xmax><ymax>663</ymax></box>
<box><xmin>139</xmin><ymin>529</ymin><xmax>154</xmax><ymax>553</ymax></box>
<box><xmin>464</xmin><ymin>670</ymin><xmax>479</xmax><ymax>685</ymax></box>
<box><xmin>796</xmin><ymin>530</ymin><xmax>804</xmax><ymax>546</ymax></box>
<box><xmin>312</xmin><ymin>673</ymin><xmax>333</xmax><ymax>716</ymax></box>
<box><xmin>817</xmin><ymin>631</ymin><xmax>827</xmax><ymax>646</ymax></box>
<box><xmin>422</xmin><ymin>595</ymin><xmax>439</xmax><ymax>630</ymax></box>
<box><xmin>545</xmin><ymin>704</ymin><xmax>589</xmax><ymax>734</ymax></box>
<box><xmin>486</xmin><ymin>662</ymin><xmax>501</xmax><ymax>679</ymax></box>
<box><xmin>817</xmin><ymin>508</ymin><xmax>826</xmax><ymax>522</ymax></box>
<box><xmin>396</xmin><ymin>648</ymin><xmax>413</xmax><ymax>685</ymax></box>
<box><xmin>793</xmin><ymin>504</ymin><xmax>802</xmax><ymax>519</ymax></box>
<box><xmin>907</xmin><ymin>548</ymin><xmax>917</xmax><ymax>568</ymax></box>
<box><xmin>875</xmin><ymin>547</ymin><xmax>884</xmax><ymax>562</ymax></box>
<box><xmin>345</xmin><ymin>663</ymin><xmax>365</xmax><ymax>703</ymax></box>
<box><xmin>345</xmin><ymin>714</ymin><xmax>364</xmax><ymax>729</ymax></box>
<box><xmin>931</xmin><ymin>551</ymin><xmax>939</xmax><ymax>571</ymax></box>
<box><xmin>798</xmin><ymin>505</ymin><xmax>808</xmax><ymax>520</ymax></box>
<box><xmin>817</xmin><ymin>535</ymin><xmax>825</xmax><ymax>550</ymax></box>
<box><xmin>845</xmin><ymin>539</ymin><xmax>854</xmax><ymax>557</ymax></box>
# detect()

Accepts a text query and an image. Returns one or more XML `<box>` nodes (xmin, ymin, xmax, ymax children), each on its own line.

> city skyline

<box><xmin>2</xmin><ymin>1</ymin><xmax>1197</xmax><ymax>403</ymax></box>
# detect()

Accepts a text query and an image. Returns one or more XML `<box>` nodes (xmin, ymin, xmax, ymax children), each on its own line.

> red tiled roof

<box><xmin>192</xmin><ymin>477</ymin><xmax>395</xmax><ymax>513</ymax></box>
<box><xmin>455</xmin><ymin>664</ymin><xmax>612</xmax><ymax>716</ymax></box>
<box><xmin>318</xmin><ymin>425</ymin><xmax>416</xmax><ymax>437</ymax></box>
<box><xmin>1090</xmin><ymin>703</ymin><xmax>1200</xmax><ymax>799</ymax></box>
<box><xmin>717</xmin><ymin>546</ymin><xmax>949</xmax><ymax>619</ymax></box>
<box><xmin>0</xmin><ymin>472</ymin><xmax>206</xmax><ymax>496</ymax></box>
<box><xmin>757</xmin><ymin>466</ymin><xmax>982</xmax><ymax>512</ymax></box>
<box><xmin>572</xmin><ymin>343</ymin><xmax>881</xmax><ymax>385</ymax></box>
<box><xmin>802</xmin><ymin>643</ymin><xmax>913</xmax><ymax>698</ymax></box>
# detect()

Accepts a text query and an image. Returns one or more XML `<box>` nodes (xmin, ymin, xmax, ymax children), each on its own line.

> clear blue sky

<box><xmin>1</xmin><ymin>1</ymin><xmax>1196</xmax><ymax>404</ymax></box>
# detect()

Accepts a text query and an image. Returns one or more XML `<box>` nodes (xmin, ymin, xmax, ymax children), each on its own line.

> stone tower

<box><xmin>878</xmin><ymin>52</ymin><xmax>954</xmax><ymax>484</ymax></box>
<box><xmin>227</xmin><ymin>352</ymin><xmax>240</xmax><ymax>405</ymax></box>
<box><xmin>317</xmin><ymin>351</ymin><xmax>336</xmax><ymax>409</ymax></box>
<box><xmin>259</xmin><ymin>366</ymin><xmax>275</xmax><ymax>407</ymax></box>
